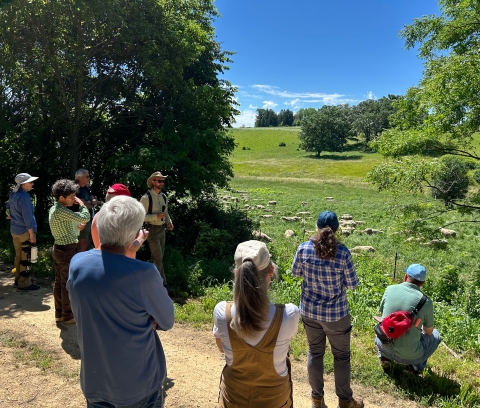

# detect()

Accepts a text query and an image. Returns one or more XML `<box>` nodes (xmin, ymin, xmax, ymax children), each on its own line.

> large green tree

<box><xmin>351</xmin><ymin>96</ymin><xmax>398</xmax><ymax>143</ymax></box>
<box><xmin>0</xmin><ymin>0</ymin><xmax>238</xmax><ymax>219</ymax></box>
<box><xmin>298</xmin><ymin>105</ymin><xmax>351</xmax><ymax>157</ymax></box>
<box><xmin>368</xmin><ymin>0</ymin><xmax>480</xmax><ymax>224</ymax></box>
<box><xmin>277</xmin><ymin>109</ymin><xmax>294</xmax><ymax>126</ymax></box>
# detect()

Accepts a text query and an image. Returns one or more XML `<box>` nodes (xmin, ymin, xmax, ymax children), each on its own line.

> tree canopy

<box><xmin>368</xmin><ymin>0</ymin><xmax>480</xmax><ymax>222</ymax></box>
<box><xmin>0</xmin><ymin>0</ymin><xmax>238</xmax><ymax>218</ymax></box>
<box><xmin>254</xmin><ymin>108</ymin><xmax>278</xmax><ymax>127</ymax></box>
<box><xmin>298</xmin><ymin>105</ymin><xmax>351</xmax><ymax>157</ymax></box>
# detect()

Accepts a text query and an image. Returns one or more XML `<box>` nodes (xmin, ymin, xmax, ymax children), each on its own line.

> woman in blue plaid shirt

<box><xmin>291</xmin><ymin>211</ymin><xmax>363</xmax><ymax>408</ymax></box>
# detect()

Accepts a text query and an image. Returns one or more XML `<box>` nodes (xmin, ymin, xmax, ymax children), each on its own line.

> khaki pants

<box><xmin>11</xmin><ymin>231</ymin><xmax>32</xmax><ymax>288</ymax></box>
<box><xmin>147</xmin><ymin>225</ymin><xmax>167</xmax><ymax>285</ymax></box>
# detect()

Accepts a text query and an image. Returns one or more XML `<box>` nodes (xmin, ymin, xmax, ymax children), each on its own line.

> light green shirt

<box><xmin>379</xmin><ymin>282</ymin><xmax>434</xmax><ymax>361</ymax></box>
<box><xmin>49</xmin><ymin>202</ymin><xmax>90</xmax><ymax>245</ymax></box>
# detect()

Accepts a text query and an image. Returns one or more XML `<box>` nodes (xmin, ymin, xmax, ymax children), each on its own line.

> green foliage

<box><xmin>255</xmin><ymin>108</ymin><xmax>278</xmax><ymax>127</ymax></box>
<box><xmin>277</xmin><ymin>109</ymin><xmax>294</xmax><ymax>126</ymax></box>
<box><xmin>430</xmin><ymin>264</ymin><xmax>462</xmax><ymax>303</ymax></box>
<box><xmin>431</xmin><ymin>155</ymin><xmax>471</xmax><ymax>203</ymax></box>
<box><xmin>299</xmin><ymin>105</ymin><xmax>351</xmax><ymax>157</ymax></box>
<box><xmin>472</xmin><ymin>169</ymin><xmax>480</xmax><ymax>184</ymax></box>
<box><xmin>293</xmin><ymin>108</ymin><xmax>317</xmax><ymax>126</ymax></box>
<box><xmin>0</xmin><ymin>0</ymin><xmax>238</xmax><ymax>219</ymax></box>
<box><xmin>351</xmin><ymin>95</ymin><xmax>398</xmax><ymax>143</ymax></box>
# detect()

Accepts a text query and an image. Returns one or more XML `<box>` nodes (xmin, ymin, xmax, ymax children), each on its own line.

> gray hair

<box><xmin>75</xmin><ymin>168</ymin><xmax>88</xmax><ymax>181</ymax></box>
<box><xmin>96</xmin><ymin>196</ymin><xmax>145</xmax><ymax>247</ymax></box>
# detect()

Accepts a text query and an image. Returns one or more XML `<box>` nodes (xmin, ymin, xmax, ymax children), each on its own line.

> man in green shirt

<box><xmin>49</xmin><ymin>179</ymin><xmax>90</xmax><ymax>324</ymax></box>
<box><xmin>375</xmin><ymin>264</ymin><xmax>441</xmax><ymax>373</ymax></box>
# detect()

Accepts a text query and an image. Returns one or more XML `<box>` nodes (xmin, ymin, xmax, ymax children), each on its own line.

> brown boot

<box><xmin>312</xmin><ymin>396</ymin><xmax>325</xmax><ymax>408</ymax></box>
<box><xmin>338</xmin><ymin>396</ymin><xmax>364</xmax><ymax>408</ymax></box>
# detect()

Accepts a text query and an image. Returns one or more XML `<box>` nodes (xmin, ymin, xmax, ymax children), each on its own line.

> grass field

<box><xmin>176</xmin><ymin>127</ymin><xmax>480</xmax><ymax>407</ymax></box>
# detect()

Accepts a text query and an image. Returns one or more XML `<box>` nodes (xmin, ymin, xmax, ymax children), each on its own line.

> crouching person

<box><xmin>67</xmin><ymin>196</ymin><xmax>174</xmax><ymax>407</ymax></box>
<box><xmin>375</xmin><ymin>264</ymin><xmax>441</xmax><ymax>374</ymax></box>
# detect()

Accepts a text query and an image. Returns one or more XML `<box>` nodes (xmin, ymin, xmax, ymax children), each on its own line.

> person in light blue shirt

<box><xmin>67</xmin><ymin>196</ymin><xmax>174</xmax><ymax>408</ymax></box>
<box><xmin>6</xmin><ymin>173</ymin><xmax>40</xmax><ymax>290</ymax></box>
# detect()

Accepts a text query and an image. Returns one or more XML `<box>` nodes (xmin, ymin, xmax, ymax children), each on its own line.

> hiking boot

<box><xmin>312</xmin><ymin>396</ymin><xmax>325</xmax><ymax>408</ymax></box>
<box><xmin>63</xmin><ymin>318</ymin><xmax>76</xmax><ymax>325</ymax></box>
<box><xmin>338</xmin><ymin>396</ymin><xmax>364</xmax><ymax>408</ymax></box>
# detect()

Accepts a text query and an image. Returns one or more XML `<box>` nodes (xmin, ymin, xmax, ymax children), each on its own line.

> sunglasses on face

<box><xmin>153</xmin><ymin>180</ymin><xmax>165</xmax><ymax>183</ymax></box>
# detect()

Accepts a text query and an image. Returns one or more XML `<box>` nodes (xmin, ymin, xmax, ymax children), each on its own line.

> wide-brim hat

<box><xmin>13</xmin><ymin>173</ymin><xmax>38</xmax><ymax>192</ymax></box>
<box><xmin>147</xmin><ymin>171</ymin><xmax>168</xmax><ymax>188</ymax></box>
<box><xmin>234</xmin><ymin>240</ymin><xmax>272</xmax><ymax>271</ymax></box>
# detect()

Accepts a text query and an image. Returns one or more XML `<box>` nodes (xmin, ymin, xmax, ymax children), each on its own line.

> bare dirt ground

<box><xmin>0</xmin><ymin>262</ymin><xmax>419</xmax><ymax>408</ymax></box>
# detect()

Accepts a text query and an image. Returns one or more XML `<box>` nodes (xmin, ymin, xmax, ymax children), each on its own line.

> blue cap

<box><xmin>316</xmin><ymin>211</ymin><xmax>339</xmax><ymax>231</ymax></box>
<box><xmin>405</xmin><ymin>264</ymin><xmax>426</xmax><ymax>282</ymax></box>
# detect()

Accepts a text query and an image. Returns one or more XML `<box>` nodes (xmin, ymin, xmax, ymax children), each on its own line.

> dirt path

<box><xmin>0</xmin><ymin>262</ymin><xmax>418</xmax><ymax>408</ymax></box>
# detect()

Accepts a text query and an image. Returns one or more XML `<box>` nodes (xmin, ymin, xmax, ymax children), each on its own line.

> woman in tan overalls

<box><xmin>213</xmin><ymin>240</ymin><xmax>300</xmax><ymax>408</ymax></box>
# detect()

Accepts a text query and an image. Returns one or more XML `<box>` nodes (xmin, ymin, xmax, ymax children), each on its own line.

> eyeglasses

<box><xmin>153</xmin><ymin>180</ymin><xmax>165</xmax><ymax>183</ymax></box>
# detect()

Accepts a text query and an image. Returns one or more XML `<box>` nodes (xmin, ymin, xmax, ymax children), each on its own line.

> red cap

<box><xmin>106</xmin><ymin>183</ymin><xmax>131</xmax><ymax>196</ymax></box>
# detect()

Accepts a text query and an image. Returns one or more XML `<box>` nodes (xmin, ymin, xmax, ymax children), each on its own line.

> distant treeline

<box><xmin>255</xmin><ymin>95</ymin><xmax>399</xmax><ymax>141</ymax></box>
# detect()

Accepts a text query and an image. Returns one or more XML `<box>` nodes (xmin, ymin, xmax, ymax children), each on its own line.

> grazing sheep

<box><xmin>231</xmin><ymin>197</ymin><xmax>239</xmax><ymax>202</ymax></box>
<box><xmin>439</xmin><ymin>228</ymin><xmax>456</xmax><ymax>238</ymax></box>
<box><xmin>425</xmin><ymin>239</ymin><xmax>448</xmax><ymax>246</ymax></box>
<box><xmin>363</xmin><ymin>228</ymin><xmax>384</xmax><ymax>235</ymax></box>
<box><xmin>340</xmin><ymin>214</ymin><xmax>353</xmax><ymax>220</ymax></box>
<box><xmin>296</xmin><ymin>211</ymin><xmax>310</xmax><ymax>215</ymax></box>
<box><xmin>268</xmin><ymin>201</ymin><xmax>277</xmax><ymax>205</ymax></box>
<box><xmin>325</xmin><ymin>197</ymin><xmax>335</xmax><ymax>200</ymax></box>
<box><xmin>340</xmin><ymin>220</ymin><xmax>356</xmax><ymax>227</ymax></box>
<box><xmin>281</xmin><ymin>216</ymin><xmax>301</xmax><ymax>222</ymax></box>
<box><xmin>252</xmin><ymin>231</ymin><xmax>273</xmax><ymax>242</ymax></box>
<box><xmin>285</xmin><ymin>230</ymin><xmax>295</xmax><ymax>238</ymax></box>
<box><xmin>405</xmin><ymin>237</ymin><xmax>422</xmax><ymax>243</ymax></box>
<box><xmin>260</xmin><ymin>215</ymin><xmax>273</xmax><ymax>219</ymax></box>
<box><xmin>244</xmin><ymin>204</ymin><xmax>250</xmax><ymax>208</ymax></box>
<box><xmin>351</xmin><ymin>246</ymin><xmax>375</xmax><ymax>253</ymax></box>
<box><xmin>256</xmin><ymin>205</ymin><xmax>266</xmax><ymax>210</ymax></box>
<box><xmin>341</xmin><ymin>227</ymin><xmax>354</xmax><ymax>236</ymax></box>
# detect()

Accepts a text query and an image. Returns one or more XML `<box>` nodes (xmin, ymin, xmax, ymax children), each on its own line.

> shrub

<box><xmin>278</xmin><ymin>142</ymin><xmax>286</xmax><ymax>147</ymax></box>
<box><xmin>431</xmin><ymin>155</ymin><xmax>470</xmax><ymax>203</ymax></box>
<box><xmin>472</xmin><ymin>169</ymin><xmax>480</xmax><ymax>185</ymax></box>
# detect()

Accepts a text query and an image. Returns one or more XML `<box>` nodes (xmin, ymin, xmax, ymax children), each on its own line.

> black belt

<box><xmin>55</xmin><ymin>243</ymin><xmax>77</xmax><ymax>250</ymax></box>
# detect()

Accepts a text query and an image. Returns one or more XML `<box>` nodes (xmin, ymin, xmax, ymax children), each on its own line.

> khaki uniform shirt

<box><xmin>140</xmin><ymin>189</ymin><xmax>172</xmax><ymax>226</ymax></box>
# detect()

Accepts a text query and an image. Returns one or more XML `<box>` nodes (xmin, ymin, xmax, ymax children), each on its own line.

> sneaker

<box><xmin>403</xmin><ymin>365</ymin><xmax>422</xmax><ymax>375</ymax></box>
<box><xmin>63</xmin><ymin>318</ymin><xmax>76</xmax><ymax>325</ymax></box>
<box><xmin>312</xmin><ymin>396</ymin><xmax>326</xmax><ymax>408</ymax></box>
<box><xmin>379</xmin><ymin>356</ymin><xmax>391</xmax><ymax>370</ymax></box>
<box><xmin>55</xmin><ymin>317</ymin><xmax>63</xmax><ymax>322</ymax></box>
<box><xmin>338</xmin><ymin>396</ymin><xmax>364</xmax><ymax>408</ymax></box>
<box><xmin>18</xmin><ymin>283</ymin><xmax>40</xmax><ymax>291</ymax></box>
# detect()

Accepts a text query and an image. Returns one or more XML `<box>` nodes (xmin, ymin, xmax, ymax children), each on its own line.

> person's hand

<box><xmin>74</xmin><ymin>197</ymin><xmax>85</xmax><ymax>207</ymax></box>
<box><xmin>156</xmin><ymin>212</ymin><xmax>166</xmax><ymax>219</ymax></box>
<box><xmin>128</xmin><ymin>228</ymin><xmax>148</xmax><ymax>252</ymax></box>
<box><xmin>167</xmin><ymin>223</ymin><xmax>174</xmax><ymax>231</ymax></box>
<box><xmin>29</xmin><ymin>233</ymin><xmax>36</xmax><ymax>244</ymax></box>
<box><xmin>153</xmin><ymin>320</ymin><xmax>157</xmax><ymax>330</ymax></box>
<box><xmin>6</xmin><ymin>215</ymin><xmax>10</xmax><ymax>220</ymax></box>
<box><xmin>78</xmin><ymin>223</ymin><xmax>86</xmax><ymax>231</ymax></box>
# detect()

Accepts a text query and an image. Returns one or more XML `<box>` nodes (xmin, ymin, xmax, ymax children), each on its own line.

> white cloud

<box><xmin>233</xmin><ymin>109</ymin><xmax>257</xmax><ymax>128</ymax></box>
<box><xmin>262</xmin><ymin>100</ymin><xmax>278</xmax><ymax>109</ymax></box>
<box><xmin>366</xmin><ymin>91</ymin><xmax>377</xmax><ymax>100</ymax></box>
<box><xmin>284</xmin><ymin>98</ymin><xmax>301</xmax><ymax>109</ymax></box>
<box><xmin>248</xmin><ymin>104</ymin><xmax>257</xmax><ymax>109</ymax></box>
<box><xmin>252</xmin><ymin>84</ymin><xmax>357</xmax><ymax>105</ymax></box>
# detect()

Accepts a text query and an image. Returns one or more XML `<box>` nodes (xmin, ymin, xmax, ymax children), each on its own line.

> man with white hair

<box><xmin>70</xmin><ymin>168</ymin><xmax>100</xmax><ymax>252</ymax></box>
<box><xmin>67</xmin><ymin>196</ymin><xmax>174</xmax><ymax>408</ymax></box>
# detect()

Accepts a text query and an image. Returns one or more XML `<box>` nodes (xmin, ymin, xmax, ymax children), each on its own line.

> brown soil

<box><xmin>0</xmin><ymin>262</ymin><xmax>419</xmax><ymax>408</ymax></box>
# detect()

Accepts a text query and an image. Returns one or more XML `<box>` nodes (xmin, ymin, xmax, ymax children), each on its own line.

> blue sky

<box><xmin>213</xmin><ymin>0</ymin><xmax>441</xmax><ymax>127</ymax></box>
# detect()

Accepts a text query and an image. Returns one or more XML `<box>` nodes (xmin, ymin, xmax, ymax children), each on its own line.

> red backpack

<box><xmin>374</xmin><ymin>295</ymin><xmax>427</xmax><ymax>344</ymax></box>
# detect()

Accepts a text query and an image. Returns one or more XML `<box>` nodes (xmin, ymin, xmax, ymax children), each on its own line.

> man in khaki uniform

<box><xmin>140</xmin><ymin>172</ymin><xmax>174</xmax><ymax>295</ymax></box>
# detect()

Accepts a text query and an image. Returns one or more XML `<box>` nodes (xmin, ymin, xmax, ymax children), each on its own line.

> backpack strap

<box><xmin>411</xmin><ymin>295</ymin><xmax>427</xmax><ymax>316</ymax></box>
<box><xmin>146</xmin><ymin>190</ymin><xmax>153</xmax><ymax>215</ymax></box>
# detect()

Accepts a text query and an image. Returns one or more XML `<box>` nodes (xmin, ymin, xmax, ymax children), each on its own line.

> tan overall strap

<box><xmin>218</xmin><ymin>302</ymin><xmax>292</xmax><ymax>408</ymax></box>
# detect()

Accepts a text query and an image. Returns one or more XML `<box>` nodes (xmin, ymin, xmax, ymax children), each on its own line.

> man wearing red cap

<box><xmin>91</xmin><ymin>184</ymin><xmax>148</xmax><ymax>259</ymax></box>
<box><xmin>140</xmin><ymin>172</ymin><xmax>174</xmax><ymax>295</ymax></box>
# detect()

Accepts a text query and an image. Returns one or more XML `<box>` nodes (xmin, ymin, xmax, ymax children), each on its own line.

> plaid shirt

<box><xmin>49</xmin><ymin>203</ymin><xmax>90</xmax><ymax>245</ymax></box>
<box><xmin>291</xmin><ymin>239</ymin><xmax>358</xmax><ymax>322</ymax></box>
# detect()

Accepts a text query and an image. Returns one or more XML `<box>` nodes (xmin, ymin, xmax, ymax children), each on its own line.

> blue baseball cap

<box><xmin>316</xmin><ymin>211</ymin><xmax>339</xmax><ymax>231</ymax></box>
<box><xmin>405</xmin><ymin>264</ymin><xmax>426</xmax><ymax>282</ymax></box>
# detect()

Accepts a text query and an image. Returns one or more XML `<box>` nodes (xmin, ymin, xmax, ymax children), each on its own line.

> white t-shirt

<box><xmin>213</xmin><ymin>301</ymin><xmax>300</xmax><ymax>376</ymax></box>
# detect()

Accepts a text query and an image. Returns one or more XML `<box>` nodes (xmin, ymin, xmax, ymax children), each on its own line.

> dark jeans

<box><xmin>86</xmin><ymin>385</ymin><xmax>164</xmax><ymax>408</ymax></box>
<box><xmin>53</xmin><ymin>244</ymin><xmax>77</xmax><ymax>321</ymax></box>
<box><xmin>302</xmin><ymin>315</ymin><xmax>353</xmax><ymax>402</ymax></box>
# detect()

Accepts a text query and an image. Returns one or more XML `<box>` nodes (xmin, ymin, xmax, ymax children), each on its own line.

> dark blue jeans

<box><xmin>86</xmin><ymin>385</ymin><xmax>164</xmax><ymax>408</ymax></box>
